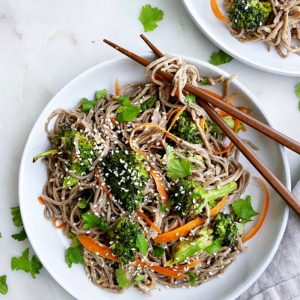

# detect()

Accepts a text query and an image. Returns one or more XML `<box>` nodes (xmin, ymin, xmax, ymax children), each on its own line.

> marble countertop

<box><xmin>0</xmin><ymin>0</ymin><xmax>299</xmax><ymax>299</ymax></box>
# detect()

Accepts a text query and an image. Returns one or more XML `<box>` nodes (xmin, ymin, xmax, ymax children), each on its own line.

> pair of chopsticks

<box><xmin>103</xmin><ymin>35</ymin><xmax>300</xmax><ymax>216</ymax></box>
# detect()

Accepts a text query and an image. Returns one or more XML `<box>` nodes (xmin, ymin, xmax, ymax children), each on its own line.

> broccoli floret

<box><xmin>172</xmin><ymin>180</ymin><xmax>238</xmax><ymax>218</ymax></box>
<box><xmin>228</xmin><ymin>0</ymin><xmax>272</xmax><ymax>31</ymax></box>
<box><xmin>140</xmin><ymin>97</ymin><xmax>156</xmax><ymax>113</ymax></box>
<box><xmin>212</xmin><ymin>212</ymin><xmax>239</xmax><ymax>248</ymax></box>
<box><xmin>110</xmin><ymin>217</ymin><xmax>142</xmax><ymax>264</ymax></box>
<box><xmin>171</xmin><ymin>111</ymin><xmax>202</xmax><ymax>144</ymax></box>
<box><xmin>100</xmin><ymin>149</ymin><xmax>149</xmax><ymax>212</ymax></box>
<box><xmin>50</xmin><ymin>125</ymin><xmax>74</xmax><ymax>150</ymax></box>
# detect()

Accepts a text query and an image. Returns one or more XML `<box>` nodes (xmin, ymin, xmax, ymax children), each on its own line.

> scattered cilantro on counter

<box><xmin>139</xmin><ymin>4</ymin><xmax>164</xmax><ymax>32</ymax></box>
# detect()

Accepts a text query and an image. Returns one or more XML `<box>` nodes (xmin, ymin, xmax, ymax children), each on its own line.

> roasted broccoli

<box><xmin>100</xmin><ymin>149</ymin><xmax>149</xmax><ymax>212</ymax></box>
<box><xmin>212</xmin><ymin>212</ymin><xmax>240</xmax><ymax>248</ymax></box>
<box><xmin>110</xmin><ymin>217</ymin><xmax>142</xmax><ymax>264</ymax></box>
<box><xmin>228</xmin><ymin>0</ymin><xmax>272</xmax><ymax>31</ymax></box>
<box><xmin>167</xmin><ymin>227</ymin><xmax>213</xmax><ymax>265</ymax></box>
<box><xmin>140</xmin><ymin>97</ymin><xmax>156</xmax><ymax>113</ymax></box>
<box><xmin>171</xmin><ymin>111</ymin><xmax>202</xmax><ymax>144</ymax></box>
<box><xmin>171</xmin><ymin>179</ymin><xmax>238</xmax><ymax>218</ymax></box>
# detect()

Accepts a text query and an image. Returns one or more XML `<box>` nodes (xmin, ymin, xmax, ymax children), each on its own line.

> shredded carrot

<box><xmin>136</xmin><ymin>209</ymin><xmax>162</xmax><ymax>234</ymax></box>
<box><xmin>200</xmin><ymin>118</ymin><xmax>206</xmax><ymax>130</ymax></box>
<box><xmin>155</xmin><ymin>196</ymin><xmax>228</xmax><ymax>244</ymax></box>
<box><xmin>166</xmin><ymin>107</ymin><xmax>181</xmax><ymax>121</ymax></box>
<box><xmin>150</xmin><ymin>168</ymin><xmax>170</xmax><ymax>204</ymax></box>
<box><xmin>52</xmin><ymin>218</ymin><xmax>67</xmax><ymax>229</ymax></box>
<box><xmin>135</xmin><ymin>258</ymin><xmax>187</xmax><ymax>279</ymax></box>
<box><xmin>173</xmin><ymin>258</ymin><xmax>204</xmax><ymax>271</ymax></box>
<box><xmin>38</xmin><ymin>196</ymin><xmax>45</xmax><ymax>205</ymax></box>
<box><xmin>167</xmin><ymin>105</ymin><xmax>186</xmax><ymax>132</ymax></box>
<box><xmin>114</xmin><ymin>79</ymin><xmax>121</xmax><ymax>97</ymax></box>
<box><xmin>77</xmin><ymin>234</ymin><xmax>118</xmax><ymax>261</ymax></box>
<box><xmin>243</xmin><ymin>178</ymin><xmax>270</xmax><ymax>242</ymax></box>
<box><xmin>210</xmin><ymin>0</ymin><xmax>230</xmax><ymax>22</ymax></box>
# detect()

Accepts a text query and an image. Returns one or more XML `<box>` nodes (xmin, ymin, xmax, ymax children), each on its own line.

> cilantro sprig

<box><xmin>82</xmin><ymin>212</ymin><xmax>109</xmax><ymax>230</ymax></box>
<box><xmin>0</xmin><ymin>275</ymin><xmax>8</xmax><ymax>295</ymax></box>
<box><xmin>117</xmin><ymin>96</ymin><xmax>141</xmax><ymax>122</ymax></box>
<box><xmin>209</xmin><ymin>50</ymin><xmax>233</xmax><ymax>66</ymax></box>
<box><xmin>139</xmin><ymin>4</ymin><xmax>164</xmax><ymax>32</ymax></box>
<box><xmin>65</xmin><ymin>236</ymin><xmax>84</xmax><ymax>268</ymax></box>
<box><xmin>232</xmin><ymin>195</ymin><xmax>258</xmax><ymax>223</ymax></box>
<box><xmin>10</xmin><ymin>206</ymin><xmax>27</xmax><ymax>241</ymax></box>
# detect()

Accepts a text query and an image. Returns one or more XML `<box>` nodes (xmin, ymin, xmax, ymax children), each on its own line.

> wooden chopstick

<box><xmin>103</xmin><ymin>37</ymin><xmax>300</xmax><ymax>215</ymax></box>
<box><xmin>103</xmin><ymin>38</ymin><xmax>300</xmax><ymax>155</ymax></box>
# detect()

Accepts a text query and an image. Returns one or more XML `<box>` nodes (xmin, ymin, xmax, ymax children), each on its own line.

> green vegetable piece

<box><xmin>136</xmin><ymin>234</ymin><xmax>149</xmax><ymax>256</ymax></box>
<box><xmin>0</xmin><ymin>275</ymin><xmax>8</xmax><ymax>295</ymax></box>
<box><xmin>139</xmin><ymin>4</ymin><xmax>164</xmax><ymax>32</ymax></box>
<box><xmin>11</xmin><ymin>248</ymin><xmax>42</xmax><ymax>278</ymax></box>
<box><xmin>166</xmin><ymin>146</ymin><xmax>192</xmax><ymax>180</ymax></box>
<box><xmin>65</xmin><ymin>236</ymin><xmax>84</xmax><ymax>268</ymax></box>
<box><xmin>170</xmin><ymin>227</ymin><xmax>213</xmax><ymax>264</ymax></box>
<box><xmin>205</xmin><ymin>238</ymin><xmax>222</xmax><ymax>254</ymax></box>
<box><xmin>232</xmin><ymin>195</ymin><xmax>258</xmax><ymax>223</ymax></box>
<box><xmin>187</xmin><ymin>272</ymin><xmax>197</xmax><ymax>286</ymax></box>
<box><xmin>117</xmin><ymin>96</ymin><xmax>141</xmax><ymax>122</ymax></box>
<box><xmin>140</xmin><ymin>97</ymin><xmax>156</xmax><ymax>112</ymax></box>
<box><xmin>298</xmin><ymin>101</ymin><xmax>300</xmax><ymax>111</ymax></box>
<box><xmin>33</xmin><ymin>149</ymin><xmax>58</xmax><ymax>163</ymax></box>
<box><xmin>185</xmin><ymin>93</ymin><xmax>196</xmax><ymax>105</ymax></box>
<box><xmin>228</xmin><ymin>0</ymin><xmax>271</xmax><ymax>30</ymax></box>
<box><xmin>209</xmin><ymin>50</ymin><xmax>233</xmax><ymax>66</ymax></box>
<box><xmin>78</xmin><ymin>190</ymin><xmax>93</xmax><ymax>209</ymax></box>
<box><xmin>111</xmin><ymin>217</ymin><xmax>142</xmax><ymax>264</ymax></box>
<box><xmin>11</xmin><ymin>228</ymin><xmax>27</xmax><ymax>241</ymax></box>
<box><xmin>295</xmin><ymin>83</ymin><xmax>300</xmax><ymax>99</ymax></box>
<box><xmin>152</xmin><ymin>246</ymin><xmax>165</xmax><ymax>258</ymax></box>
<box><xmin>116</xmin><ymin>267</ymin><xmax>130</xmax><ymax>289</ymax></box>
<box><xmin>63</xmin><ymin>163</ymin><xmax>84</xmax><ymax>188</ymax></box>
<box><xmin>82</xmin><ymin>212</ymin><xmax>108</xmax><ymax>230</ymax></box>
<box><xmin>81</xmin><ymin>98</ymin><xmax>97</xmax><ymax>112</ymax></box>
<box><xmin>199</xmin><ymin>77</ymin><xmax>210</xmax><ymax>86</ymax></box>
<box><xmin>10</xmin><ymin>207</ymin><xmax>23</xmax><ymax>227</ymax></box>
<box><xmin>170</xmin><ymin>111</ymin><xmax>202</xmax><ymax>144</ymax></box>
<box><xmin>95</xmin><ymin>89</ymin><xmax>108</xmax><ymax>101</ymax></box>
<box><xmin>134</xmin><ymin>274</ymin><xmax>145</xmax><ymax>285</ymax></box>
<box><xmin>208</xmin><ymin>116</ymin><xmax>243</xmax><ymax>134</ymax></box>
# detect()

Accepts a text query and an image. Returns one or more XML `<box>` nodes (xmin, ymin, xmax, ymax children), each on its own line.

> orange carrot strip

<box><xmin>38</xmin><ymin>196</ymin><xmax>45</xmax><ymax>205</ymax></box>
<box><xmin>136</xmin><ymin>209</ymin><xmax>162</xmax><ymax>234</ymax></box>
<box><xmin>77</xmin><ymin>234</ymin><xmax>118</xmax><ymax>261</ymax></box>
<box><xmin>135</xmin><ymin>259</ymin><xmax>187</xmax><ymax>279</ymax></box>
<box><xmin>210</xmin><ymin>0</ymin><xmax>230</xmax><ymax>22</ymax></box>
<box><xmin>243</xmin><ymin>178</ymin><xmax>270</xmax><ymax>242</ymax></box>
<box><xmin>173</xmin><ymin>258</ymin><xmax>204</xmax><ymax>271</ymax></box>
<box><xmin>114</xmin><ymin>79</ymin><xmax>121</xmax><ymax>97</ymax></box>
<box><xmin>167</xmin><ymin>107</ymin><xmax>181</xmax><ymax>121</ymax></box>
<box><xmin>167</xmin><ymin>105</ymin><xmax>186</xmax><ymax>131</ymax></box>
<box><xmin>52</xmin><ymin>218</ymin><xmax>67</xmax><ymax>229</ymax></box>
<box><xmin>200</xmin><ymin>118</ymin><xmax>206</xmax><ymax>130</ymax></box>
<box><xmin>150</xmin><ymin>168</ymin><xmax>169</xmax><ymax>204</ymax></box>
<box><xmin>210</xmin><ymin>196</ymin><xmax>228</xmax><ymax>216</ymax></box>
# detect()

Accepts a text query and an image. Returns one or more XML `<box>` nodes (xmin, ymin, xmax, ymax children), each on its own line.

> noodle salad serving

<box><xmin>33</xmin><ymin>56</ymin><xmax>269</xmax><ymax>293</ymax></box>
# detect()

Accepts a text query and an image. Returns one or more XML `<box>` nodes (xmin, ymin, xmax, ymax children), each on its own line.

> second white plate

<box><xmin>182</xmin><ymin>0</ymin><xmax>300</xmax><ymax>77</ymax></box>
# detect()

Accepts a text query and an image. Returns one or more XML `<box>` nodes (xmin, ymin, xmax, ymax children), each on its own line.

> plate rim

<box><xmin>182</xmin><ymin>0</ymin><xmax>300</xmax><ymax>77</ymax></box>
<box><xmin>19</xmin><ymin>54</ymin><xmax>290</xmax><ymax>300</ymax></box>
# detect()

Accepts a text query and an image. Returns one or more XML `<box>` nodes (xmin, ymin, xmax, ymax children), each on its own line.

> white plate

<box><xmin>19</xmin><ymin>54</ymin><xmax>290</xmax><ymax>300</ymax></box>
<box><xmin>182</xmin><ymin>0</ymin><xmax>300</xmax><ymax>77</ymax></box>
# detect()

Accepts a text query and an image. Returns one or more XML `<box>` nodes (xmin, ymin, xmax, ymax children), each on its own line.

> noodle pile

<box><xmin>38</xmin><ymin>55</ymin><xmax>250</xmax><ymax>293</ymax></box>
<box><xmin>226</xmin><ymin>0</ymin><xmax>300</xmax><ymax>58</ymax></box>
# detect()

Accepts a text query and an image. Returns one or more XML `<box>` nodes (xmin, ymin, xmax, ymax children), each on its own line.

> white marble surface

<box><xmin>0</xmin><ymin>0</ymin><xmax>299</xmax><ymax>299</ymax></box>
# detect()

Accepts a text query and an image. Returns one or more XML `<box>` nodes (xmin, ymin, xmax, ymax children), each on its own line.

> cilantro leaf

<box><xmin>65</xmin><ymin>236</ymin><xmax>84</xmax><ymax>268</ymax></box>
<box><xmin>235</xmin><ymin>222</ymin><xmax>244</xmax><ymax>235</ymax></box>
<box><xmin>10</xmin><ymin>207</ymin><xmax>23</xmax><ymax>227</ymax></box>
<box><xmin>82</xmin><ymin>212</ymin><xmax>109</xmax><ymax>230</ymax></box>
<box><xmin>152</xmin><ymin>246</ymin><xmax>164</xmax><ymax>257</ymax></box>
<box><xmin>185</xmin><ymin>93</ymin><xmax>196</xmax><ymax>105</ymax></box>
<box><xmin>205</xmin><ymin>238</ymin><xmax>222</xmax><ymax>254</ymax></box>
<box><xmin>0</xmin><ymin>275</ymin><xmax>8</xmax><ymax>295</ymax></box>
<box><xmin>11</xmin><ymin>248</ymin><xmax>42</xmax><ymax>278</ymax></box>
<box><xmin>232</xmin><ymin>195</ymin><xmax>258</xmax><ymax>223</ymax></box>
<box><xmin>199</xmin><ymin>77</ymin><xmax>210</xmax><ymax>86</ymax></box>
<box><xmin>116</xmin><ymin>267</ymin><xmax>130</xmax><ymax>289</ymax></box>
<box><xmin>139</xmin><ymin>4</ymin><xmax>164</xmax><ymax>32</ymax></box>
<box><xmin>95</xmin><ymin>89</ymin><xmax>107</xmax><ymax>101</ymax></box>
<box><xmin>11</xmin><ymin>228</ymin><xmax>27</xmax><ymax>241</ymax></box>
<box><xmin>134</xmin><ymin>274</ymin><xmax>145</xmax><ymax>285</ymax></box>
<box><xmin>209</xmin><ymin>50</ymin><xmax>233</xmax><ymax>66</ymax></box>
<box><xmin>166</xmin><ymin>146</ymin><xmax>192</xmax><ymax>179</ymax></box>
<box><xmin>136</xmin><ymin>234</ymin><xmax>148</xmax><ymax>256</ymax></box>
<box><xmin>295</xmin><ymin>83</ymin><xmax>300</xmax><ymax>99</ymax></box>
<box><xmin>117</xmin><ymin>96</ymin><xmax>141</xmax><ymax>122</ymax></box>
<box><xmin>187</xmin><ymin>272</ymin><xmax>197</xmax><ymax>286</ymax></box>
<box><xmin>81</xmin><ymin>98</ymin><xmax>97</xmax><ymax>112</ymax></box>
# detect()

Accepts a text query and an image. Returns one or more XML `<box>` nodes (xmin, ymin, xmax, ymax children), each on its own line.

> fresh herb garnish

<box><xmin>187</xmin><ymin>272</ymin><xmax>197</xmax><ymax>286</ymax></box>
<box><xmin>295</xmin><ymin>83</ymin><xmax>300</xmax><ymax>111</ymax></box>
<box><xmin>116</xmin><ymin>267</ymin><xmax>130</xmax><ymax>289</ymax></box>
<box><xmin>78</xmin><ymin>190</ymin><xmax>93</xmax><ymax>209</ymax></box>
<box><xmin>199</xmin><ymin>77</ymin><xmax>210</xmax><ymax>86</ymax></box>
<box><xmin>185</xmin><ymin>93</ymin><xmax>196</xmax><ymax>105</ymax></box>
<box><xmin>65</xmin><ymin>236</ymin><xmax>84</xmax><ymax>268</ymax></box>
<box><xmin>232</xmin><ymin>195</ymin><xmax>258</xmax><ymax>223</ymax></box>
<box><xmin>11</xmin><ymin>228</ymin><xmax>27</xmax><ymax>241</ymax></box>
<box><xmin>139</xmin><ymin>4</ymin><xmax>164</xmax><ymax>32</ymax></box>
<box><xmin>82</xmin><ymin>212</ymin><xmax>109</xmax><ymax>230</ymax></box>
<box><xmin>166</xmin><ymin>146</ymin><xmax>192</xmax><ymax>179</ymax></box>
<box><xmin>140</xmin><ymin>97</ymin><xmax>156</xmax><ymax>112</ymax></box>
<box><xmin>136</xmin><ymin>234</ymin><xmax>149</xmax><ymax>256</ymax></box>
<box><xmin>117</xmin><ymin>96</ymin><xmax>141</xmax><ymax>122</ymax></box>
<box><xmin>152</xmin><ymin>246</ymin><xmax>164</xmax><ymax>257</ymax></box>
<box><xmin>134</xmin><ymin>274</ymin><xmax>145</xmax><ymax>285</ymax></box>
<box><xmin>209</xmin><ymin>50</ymin><xmax>233</xmax><ymax>66</ymax></box>
<box><xmin>10</xmin><ymin>207</ymin><xmax>23</xmax><ymax>227</ymax></box>
<box><xmin>81</xmin><ymin>89</ymin><xmax>107</xmax><ymax>112</ymax></box>
<box><xmin>95</xmin><ymin>89</ymin><xmax>108</xmax><ymax>100</ymax></box>
<box><xmin>0</xmin><ymin>275</ymin><xmax>8</xmax><ymax>295</ymax></box>
<box><xmin>11</xmin><ymin>248</ymin><xmax>42</xmax><ymax>278</ymax></box>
